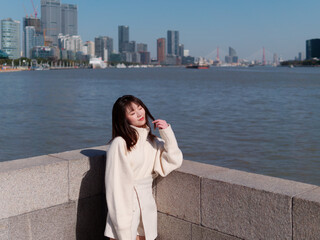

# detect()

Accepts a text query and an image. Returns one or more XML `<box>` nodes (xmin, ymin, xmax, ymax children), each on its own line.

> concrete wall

<box><xmin>0</xmin><ymin>146</ymin><xmax>319</xmax><ymax>240</ymax></box>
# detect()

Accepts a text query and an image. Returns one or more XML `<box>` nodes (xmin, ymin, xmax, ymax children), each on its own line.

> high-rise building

<box><xmin>140</xmin><ymin>52</ymin><xmax>150</xmax><ymax>65</ymax></box>
<box><xmin>58</xmin><ymin>34</ymin><xmax>82</xmax><ymax>52</ymax></box>
<box><xmin>124</xmin><ymin>41</ymin><xmax>136</xmax><ymax>53</ymax></box>
<box><xmin>306</xmin><ymin>39</ymin><xmax>320</xmax><ymax>59</ymax></box>
<box><xmin>225</xmin><ymin>47</ymin><xmax>238</xmax><ymax>64</ymax></box>
<box><xmin>41</xmin><ymin>0</ymin><xmax>78</xmax><ymax>46</ymax></box>
<box><xmin>157</xmin><ymin>38</ymin><xmax>166</xmax><ymax>64</ymax></box>
<box><xmin>83</xmin><ymin>41</ymin><xmax>95</xmax><ymax>58</ymax></box>
<box><xmin>178</xmin><ymin>44</ymin><xmax>184</xmax><ymax>57</ymax></box>
<box><xmin>23</xmin><ymin>17</ymin><xmax>44</xmax><ymax>57</ymax></box>
<box><xmin>23</xmin><ymin>17</ymin><xmax>41</xmax><ymax>33</ymax></box>
<box><xmin>61</xmin><ymin>4</ymin><xmax>78</xmax><ymax>35</ymax></box>
<box><xmin>95</xmin><ymin>36</ymin><xmax>113</xmax><ymax>61</ymax></box>
<box><xmin>137</xmin><ymin>43</ymin><xmax>148</xmax><ymax>52</ymax></box>
<box><xmin>167</xmin><ymin>30</ymin><xmax>179</xmax><ymax>55</ymax></box>
<box><xmin>25</xmin><ymin>26</ymin><xmax>36</xmax><ymax>58</ymax></box>
<box><xmin>229</xmin><ymin>47</ymin><xmax>236</xmax><ymax>57</ymax></box>
<box><xmin>0</xmin><ymin>18</ymin><xmax>21</xmax><ymax>59</ymax></box>
<box><xmin>41</xmin><ymin>0</ymin><xmax>61</xmax><ymax>46</ymax></box>
<box><xmin>118</xmin><ymin>25</ymin><xmax>129</xmax><ymax>53</ymax></box>
<box><xmin>0</xmin><ymin>49</ymin><xmax>9</xmax><ymax>59</ymax></box>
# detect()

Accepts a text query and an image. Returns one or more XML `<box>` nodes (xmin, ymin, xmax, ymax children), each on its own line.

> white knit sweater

<box><xmin>104</xmin><ymin>124</ymin><xmax>183</xmax><ymax>239</ymax></box>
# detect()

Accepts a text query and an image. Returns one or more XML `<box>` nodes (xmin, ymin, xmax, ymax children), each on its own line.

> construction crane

<box><xmin>30</xmin><ymin>0</ymin><xmax>38</xmax><ymax>18</ymax></box>
<box><xmin>23</xmin><ymin>3</ymin><xmax>29</xmax><ymax>18</ymax></box>
<box><xmin>43</xmin><ymin>28</ymin><xmax>57</xmax><ymax>46</ymax></box>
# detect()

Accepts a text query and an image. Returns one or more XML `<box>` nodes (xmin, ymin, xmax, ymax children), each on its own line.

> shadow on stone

<box><xmin>76</xmin><ymin>149</ymin><xmax>109</xmax><ymax>240</ymax></box>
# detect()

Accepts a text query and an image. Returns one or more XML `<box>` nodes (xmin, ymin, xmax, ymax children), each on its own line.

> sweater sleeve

<box><xmin>153</xmin><ymin>124</ymin><xmax>183</xmax><ymax>177</ymax></box>
<box><xmin>105</xmin><ymin>137</ymin><xmax>133</xmax><ymax>240</ymax></box>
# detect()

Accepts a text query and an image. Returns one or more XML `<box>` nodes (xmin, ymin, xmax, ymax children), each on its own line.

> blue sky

<box><xmin>2</xmin><ymin>0</ymin><xmax>320</xmax><ymax>60</ymax></box>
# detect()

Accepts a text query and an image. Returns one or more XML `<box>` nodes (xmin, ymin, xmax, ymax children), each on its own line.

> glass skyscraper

<box><xmin>167</xmin><ymin>30</ymin><xmax>179</xmax><ymax>56</ymax></box>
<box><xmin>41</xmin><ymin>0</ymin><xmax>78</xmax><ymax>47</ymax></box>
<box><xmin>306</xmin><ymin>39</ymin><xmax>320</xmax><ymax>60</ymax></box>
<box><xmin>118</xmin><ymin>25</ymin><xmax>129</xmax><ymax>53</ymax></box>
<box><xmin>61</xmin><ymin>4</ymin><xmax>78</xmax><ymax>35</ymax></box>
<box><xmin>25</xmin><ymin>26</ymin><xmax>36</xmax><ymax>59</ymax></box>
<box><xmin>0</xmin><ymin>18</ymin><xmax>21</xmax><ymax>59</ymax></box>
<box><xmin>95</xmin><ymin>36</ymin><xmax>113</xmax><ymax>61</ymax></box>
<box><xmin>41</xmin><ymin>0</ymin><xmax>61</xmax><ymax>46</ymax></box>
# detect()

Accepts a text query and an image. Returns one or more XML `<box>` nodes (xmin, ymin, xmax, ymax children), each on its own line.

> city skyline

<box><xmin>1</xmin><ymin>0</ymin><xmax>320</xmax><ymax>60</ymax></box>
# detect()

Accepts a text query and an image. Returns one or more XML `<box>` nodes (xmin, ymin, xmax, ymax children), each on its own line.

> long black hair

<box><xmin>112</xmin><ymin>95</ymin><xmax>156</xmax><ymax>151</ymax></box>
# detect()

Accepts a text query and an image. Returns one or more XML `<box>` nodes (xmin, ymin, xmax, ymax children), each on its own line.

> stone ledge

<box><xmin>156</xmin><ymin>171</ymin><xmax>201</xmax><ymax>224</ymax></box>
<box><xmin>293</xmin><ymin>187</ymin><xmax>320</xmax><ymax>239</ymax></box>
<box><xmin>178</xmin><ymin>160</ymin><xmax>317</xmax><ymax>195</ymax></box>
<box><xmin>1</xmin><ymin>147</ymin><xmax>319</xmax><ymax>240</ymax></box>
<box><xmin>0</xmin><ymin>155</ymin><xmax>69</xmax><ymax>220</ymax></box>
<box><xmin>8</xmin><ymin>201</ymin><xmax>77</xmax><ymax>240</ymax></box>
<box><xmin>49</xmin><ymin>145</ymin><xmax>107</xmax><ymax>201</ymax></box>
<box><xmin>159</xmin><ymin>159</ymin><xmax>318</xmax><ymax>240</ymax></box>
<box><xmin>0</xmin><ymin>219</ymin><xmax>8</xmax><ymax>240</ymax></box>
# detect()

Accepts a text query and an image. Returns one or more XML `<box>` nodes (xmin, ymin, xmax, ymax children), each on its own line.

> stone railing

<box><xmin>0</xmin><ymin>146</ymin><xmax>319</xmax><ymax>240</ymax></box>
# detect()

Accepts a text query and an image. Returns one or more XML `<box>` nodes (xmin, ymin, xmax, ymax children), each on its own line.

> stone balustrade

<box><xmin>0</xmin><ymin>146</ymin><xmax>319</xmax><ymax>239</ymax></box>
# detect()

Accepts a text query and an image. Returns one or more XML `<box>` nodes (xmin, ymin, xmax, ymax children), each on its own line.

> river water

<box><xmin>1</xmin><ymin>67</ymin><xmax>319</xmax><ymax>185</ymax></box>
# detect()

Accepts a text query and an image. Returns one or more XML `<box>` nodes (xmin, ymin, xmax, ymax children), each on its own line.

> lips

<box><xmin>139</xmin><ymin>117</ymin><xmax>144</xmax><ymax>121</ymax></box>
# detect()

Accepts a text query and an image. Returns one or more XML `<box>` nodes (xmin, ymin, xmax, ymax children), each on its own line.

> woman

<box><xmin>104</xmin><ymin>95</ymin><xmax>183</xmax><ymax>240</ymax></box>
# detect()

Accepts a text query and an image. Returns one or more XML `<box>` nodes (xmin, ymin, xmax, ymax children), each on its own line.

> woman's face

<box><xmin>125</xmin><ymin>102</ymin><xmax>146</xmax><ymax>127</ymax></box>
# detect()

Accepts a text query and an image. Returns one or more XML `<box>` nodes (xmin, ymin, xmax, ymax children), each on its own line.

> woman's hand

<box><xmin>152</xmin><ymin>119</ymin><xmax>169</xmax><ymax>130</ymax></box>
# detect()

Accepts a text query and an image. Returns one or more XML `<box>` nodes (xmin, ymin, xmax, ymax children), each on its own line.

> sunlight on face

<box><xmin>125</xmin><ymin>102</ymin><xmax>146</xmax><ymax>127</ymax></box>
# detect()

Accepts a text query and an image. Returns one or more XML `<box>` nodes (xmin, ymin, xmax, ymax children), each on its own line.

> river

<box><xmin>1</xmin><ymin>66</ymin><xmax>319</xmax><ymax>185</ymax></box>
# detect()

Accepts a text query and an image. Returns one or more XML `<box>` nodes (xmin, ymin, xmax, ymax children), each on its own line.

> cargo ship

<box><xmin>186</xmin><ymin>63</ymin><xmax>209</xmax><ymax>69</ymax></box>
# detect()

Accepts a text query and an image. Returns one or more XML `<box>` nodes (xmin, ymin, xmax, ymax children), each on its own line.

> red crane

<box><xmin>30</xmin><ymin>0</ymin><xmax>38</xmax><ymax>18</ymax></box>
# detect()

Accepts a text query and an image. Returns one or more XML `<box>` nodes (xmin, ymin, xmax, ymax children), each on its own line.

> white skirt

<box><xmin>105</xmin><ymin>176</ymin><xmax>157</xmax><ymax>240</ymax></box>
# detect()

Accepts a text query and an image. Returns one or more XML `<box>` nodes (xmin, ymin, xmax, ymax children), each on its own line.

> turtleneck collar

<box><xmin>130</xmin><ymin>125</ymin><xmax>150</xmax><ymax>141</ymax></box>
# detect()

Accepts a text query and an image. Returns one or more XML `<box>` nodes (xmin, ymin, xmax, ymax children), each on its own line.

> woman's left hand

<box><xmin>152</xmin><ymin>119</ymin><xmax>169</xmax><ymax>130</ymax></box>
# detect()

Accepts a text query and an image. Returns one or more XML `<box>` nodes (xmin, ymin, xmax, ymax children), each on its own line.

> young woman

<box><xmin>104</xmin><ymin>95</ymin><xmax>183</xmax><ymax>240</ymax></box>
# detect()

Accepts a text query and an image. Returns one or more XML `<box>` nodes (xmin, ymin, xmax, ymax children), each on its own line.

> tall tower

<box><xmin>118</xmin><ymin>25</ymin><xmax>129</xmax><ymax>53</ymax></box>
<box><xmin>23</xmin><ymin>17</ymin><xmax>43</xmax><ymax>57</ymax></box>
<box><xmin>95</xmin><ymin>36</ymin><xmax>113</xmax><ymax>61</ymax></box>
<box><xmin>225</xmin><ymin>47</ymin><xmax>238</xmax><ymax>63</ymax></box>
<box><xmin>167</xmin><ymin>30</ymin><xmax>179</xmax><ymax>55</ymax></box>
<box><xmin>178</xmin><ymin>44</ymin><xmax>184</xmax><ymax>57</ymax></box>
<box><xmin>306</xmin><ymin>39</ymin><xmax>320</xmax><ymax>59</ymax></box>
<box><xmin>0</xmin><ymin>18</ymin><xmax>21</xmax><ymax>59</ymax></box>
<box><xmin>61</xmin><ymin>4</ymin><xmax>78</xmax><ymax>35</ymax></box>
<box><xmin>262</xmin><ymin>47</ymin><xmax>266</xmax><ymax>65</ymax></box>
<box><xmin>41</xmin><ymin>0</ymin><xmax>61</xmax><ymax>46</ymax></box>
<box><xmin>157</xmin><ymin>38</ymin><xmax>166</xmax><ymax>64</ymax></box>
<box><xmin>25</xmin><ymin>26</ymin><xmax>36</xmax><ymax>58</ymax></box>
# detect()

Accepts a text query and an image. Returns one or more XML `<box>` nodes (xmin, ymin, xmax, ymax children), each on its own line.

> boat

<box><xmin>89</xmin><ymin>57</ymin><xmax>107</xmax><ymax>69</ymax></box>
<box><xmin>186</xmin><ymin>57</ymin><xmax>209</xmax><ymax>69</ymax></box>
<box><xmin>186</xmin><ymin>64</ymin><xmax>209</xmax><ymax>69</ymax></box>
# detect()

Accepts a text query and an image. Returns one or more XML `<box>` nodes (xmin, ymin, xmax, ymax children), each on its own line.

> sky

<box><xmin>1</xmin><ymin>0</ymin><xmax>320</xmax><ymax>60</ymax></box>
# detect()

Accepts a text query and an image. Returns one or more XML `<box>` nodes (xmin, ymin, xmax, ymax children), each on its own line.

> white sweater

<box><xmin>105</xmin><ymin>124</ymin><xmax>183</xmax><ymax>239</ymax></box>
